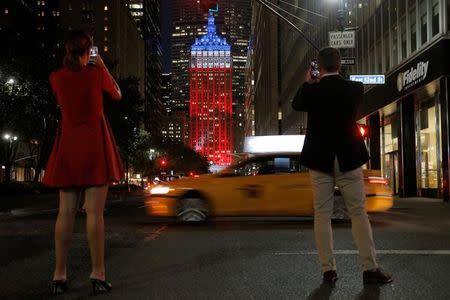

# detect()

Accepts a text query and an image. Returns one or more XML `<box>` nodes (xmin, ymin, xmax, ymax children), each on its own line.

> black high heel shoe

<box><xmin>51</xmin><ymin>280</ymin><xmax>68</xmax><ymax>295</ymax></box>
<box><xmin>90</xmin><ymin>278</ymin><xmax>112</xmax><ymax>294</ymax></box>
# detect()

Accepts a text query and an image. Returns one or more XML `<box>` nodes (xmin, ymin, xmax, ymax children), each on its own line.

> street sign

<box><xmin>329</xmin><ymin>31</ymin><xmax>355</xmax><ymax>48</ymax></box>
<box><xmin>341</xmin><ymin>57</ymin><xmax>355</xmax><ymax>65</ymax></box>
<box><xmin>350</xmin><ymin>75</ymin><xmax>385</xmax><ymax>85</ymax></box>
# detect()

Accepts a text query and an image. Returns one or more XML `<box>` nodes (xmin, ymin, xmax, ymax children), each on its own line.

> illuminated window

<box><xmin>104</xmin><ymin>5</ymin><xmax>108</xmax><ymax>11</ymax></box>
<box><xmin>104</xmin><ymin>26</ymin><xmax>108</xmax><ymax>31</ymax></box>
<box><xmin>4</xmin><ymin>8</ymin><xmax>8</xmax><ymax>14</ymax></box>
<box><xmin>104</xmin><ymin>46</ymin><xmax>108</xmax><ymax>52</ymax></box>
<box><xmin>104</xmin><ymin>36</ymin><xmax>108</xmax><ymax>42</ymax></box>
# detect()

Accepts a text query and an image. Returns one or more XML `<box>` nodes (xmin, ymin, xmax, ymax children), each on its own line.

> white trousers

<box><xmin>309</xmin><ymin>158</ymin><xmax>378</xmax><ymax>272</ymax></box>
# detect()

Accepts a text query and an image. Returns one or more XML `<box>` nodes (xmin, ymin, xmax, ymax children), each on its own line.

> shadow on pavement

<box><xmin>306</xmin><ymin>281</ymin><xmax>335</xmax><ymax>300</ymax></box>
<box><xmin>355</xmin><ymin>284</ymin><xmax>381</xmax><ymax>300</ymax></box>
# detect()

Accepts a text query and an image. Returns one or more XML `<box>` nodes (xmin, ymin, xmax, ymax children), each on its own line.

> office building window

<box><xmin>400</xmin><ymin>17</ymin><xmax>407</xmax><ymax>59</ymax></box>
<box><xmin>4</xmin><ymin>8</ymin><xmax>8</xmax><ymax>15</ymax></box>
<box><xmin>392</xmin><ymin>27</ymin><xmax>398</xmax><ymax>66</ymax></box>
<box><xmin>410</xmin><ymin>7</ymin><xmax>417</xmax><ymax>53</ymax></box>
<box><xmin>419</xmin><ymin>0</ymin><xmax>427</xmax><ymax>45</ymax></box>
<box><xmin>431</xmin><ymin>0</ymin><xmax>440</xmax><ymax>36</ymax></box>
<box><xmin>384</xmin><ymin>33</ymin><xmax>390</xmax><ymax>71</ymax></box>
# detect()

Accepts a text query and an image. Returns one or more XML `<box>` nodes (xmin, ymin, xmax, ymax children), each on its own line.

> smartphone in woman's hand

<box><xmin>89</xmin><ymin>46</ymin><xmax>98</xmax><ymax>64</ymax></box>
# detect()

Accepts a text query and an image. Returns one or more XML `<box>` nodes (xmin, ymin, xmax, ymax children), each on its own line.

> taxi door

<box><xmin>257</xmin><ymin>156</ymin><xmax>314</xmax><ymax>216</ymax></box>
<box><xmin>209</xmin><ymin>159</ymin><xmax>275</xmax><ymax>215</ymax></box>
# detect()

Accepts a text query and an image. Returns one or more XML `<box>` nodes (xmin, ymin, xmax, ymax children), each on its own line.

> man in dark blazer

<box><xmin>292</xmin><ymin>47</ymin><xmax>392</xmax><ymax>284</ymax></box>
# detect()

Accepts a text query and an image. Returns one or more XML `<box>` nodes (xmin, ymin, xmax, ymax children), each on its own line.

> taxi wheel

<box><xmin>332</xmin><ymin>196</ymin><xmax>350</xmax><ymax>220</ymax></box>
<box><xmin>177</xmin><ymin>197</ymin><xmax>208</xmax><ymax>222</ymax></box>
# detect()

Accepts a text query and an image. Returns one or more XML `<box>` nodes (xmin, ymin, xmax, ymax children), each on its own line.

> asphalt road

<box><xmin>1</xmin><ymin>197</ymin><xmax>450</xmax><ymax>299</ymax></box>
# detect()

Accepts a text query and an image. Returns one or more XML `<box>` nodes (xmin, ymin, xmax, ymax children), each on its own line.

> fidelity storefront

<box><xmin>359</xmin><ymin>38</ymin><xmax>450</xmax><ymax>200</ymax></box>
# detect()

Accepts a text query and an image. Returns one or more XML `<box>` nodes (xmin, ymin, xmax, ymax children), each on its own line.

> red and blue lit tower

<box><xmin>189</xmin><ymin>11</ymin><xmax>233</xmax><ymax>166</ymax></box>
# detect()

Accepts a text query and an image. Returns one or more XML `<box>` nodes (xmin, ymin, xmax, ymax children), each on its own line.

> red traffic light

<box><xmin>160</xmin><ymin>159</ymin><xmax>167</xmax><ymax>166</ymax></box>
<box><xmin>358</xmin><ymin>124</ymin><xmax>369</xmax><ymax>138</ymax></box>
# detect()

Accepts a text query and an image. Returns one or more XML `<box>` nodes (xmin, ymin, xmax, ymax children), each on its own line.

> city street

<box><xmin>1</xmin><ymin>197</ymin><xmax>450</xmax><ymax>299</ymax></box>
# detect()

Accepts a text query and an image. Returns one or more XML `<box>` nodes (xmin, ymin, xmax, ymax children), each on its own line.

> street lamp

<box><xmin>6</xmin><ymin>78</ymin><xmax>15</xmax><ymax>85</ymax></box>
<box><xmin>3</xmin><ymin>133</ymin><xmax>18</xmax><ymax>141</ymax></box>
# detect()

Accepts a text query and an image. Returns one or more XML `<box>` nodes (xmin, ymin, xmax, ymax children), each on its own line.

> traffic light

<box><xmin>358</xmin><ymin>124</ymin><xmax>369</xmax><ymax>138</ymax></box>
<box><xmin>160</xmin><ymin>159</ymin><xmax>167</xmax><ymax>166</ymax></box>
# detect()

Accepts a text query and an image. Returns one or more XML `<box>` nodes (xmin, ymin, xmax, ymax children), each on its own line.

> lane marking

<box><xmin>144</xmin><ymin>225</ymin><xmax>168</xmax><ymax>241</ymax></box>
<box><xmin>274</xmin><ymin>250</ymin><xmax>450</xmax><ymax>255</ymax></box>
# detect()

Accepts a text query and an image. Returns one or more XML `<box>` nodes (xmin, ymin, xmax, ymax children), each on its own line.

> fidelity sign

<box><xmin>396</xmin><ymin>61</ymin><xmax>429</xmax><ymax>92</ymax></box>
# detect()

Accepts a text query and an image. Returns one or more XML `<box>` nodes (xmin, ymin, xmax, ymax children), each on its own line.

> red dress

<box><xmin>43</xmin><ymin>66</ymin><xmax>124</xmax><ymax>188</ymax></box>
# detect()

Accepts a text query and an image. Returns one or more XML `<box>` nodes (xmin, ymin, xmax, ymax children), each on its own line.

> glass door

<box><xmin>415</xmin><ymin>89</ymin><xmax>441</xmax><ymax>198</ymax></box>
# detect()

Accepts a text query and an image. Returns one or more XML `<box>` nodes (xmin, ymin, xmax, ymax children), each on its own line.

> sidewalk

<box><xmin>0</xmin><ymin>191</ymin><xmax>147</xmax><ymax>219</ymax></box>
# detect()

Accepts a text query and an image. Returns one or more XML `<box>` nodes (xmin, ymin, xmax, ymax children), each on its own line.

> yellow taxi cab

<box><xmin>145</xmin><ymin>152</ymin><xmax>393</xmax><ymax>222</ymax></box>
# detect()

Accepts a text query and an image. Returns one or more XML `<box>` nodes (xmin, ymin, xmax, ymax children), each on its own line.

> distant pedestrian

<box><xmin>43</xmin><ymin>30</ymin><xmax>123</xmax><ymax>295</ymax></box>
<box><xmin>292</xmin><ymin>47</ymin><xmax>392</xmax><ymax>284</ymax></box>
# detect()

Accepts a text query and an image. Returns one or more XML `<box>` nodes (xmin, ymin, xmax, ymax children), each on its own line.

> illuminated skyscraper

<box><xmin>189</xmin><ymin>12</ymin><xmax>233</xmax><ymax>165</ymax></box>
<box><xmin>170</xmin><ymin>0</ymin><xmax>251</xmax><ymax>149</ymax></box>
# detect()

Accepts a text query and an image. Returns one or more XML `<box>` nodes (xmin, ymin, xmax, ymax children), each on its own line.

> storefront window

<box><xmin>382</xmin><ymin>113</ymin><xmax>399</xmax><ymax>194</ymax></box>
<box><xmin>416</xmin><ymin>92</ymin><xmax>440</xmax><ymax>194</ymax></box>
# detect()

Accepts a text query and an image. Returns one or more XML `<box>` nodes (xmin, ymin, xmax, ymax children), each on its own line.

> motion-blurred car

<box><xmin>145</xmin><ymin>153</ymin><xmax>393</xmax><ymax>222</ymax></box>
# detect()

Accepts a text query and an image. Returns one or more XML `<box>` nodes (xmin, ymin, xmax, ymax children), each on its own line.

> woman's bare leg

<box><xmin>53</xmin><ymin>189</ymin><xmax>81</xmax><ymax>281</ymax></box>
<box><xmin>84</xmin><ymin>185</ymin><xmax>109</xmax><ymax>280</ymax></box>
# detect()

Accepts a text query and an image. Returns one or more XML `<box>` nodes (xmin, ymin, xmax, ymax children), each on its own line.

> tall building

<box><xmin>0</xmin><ymin>0</ymin><xmax>61</xmax><ymax>58</ymax></box>
<box><xmin>189</xmin><ymin>12</ymin><xmax>233</xmax><ymax>165</ymax></box>
<box><xmin>220</xmin><ymin>0</ymin><xmax>252</xmax><ymax>152</ymax></box>
<box><xmin>251</xmin><ymin>0</ymin><xmax>450</xmax><ymax>200</ymax></box>
<box><xmin>142</xmin><ymin>0</ymin><xmax>163</xmax><ymax>138</ymax></box>
<box><xmin>161</xmin><ymin>72</ymin><xmax>187</xmax><ymax>144</ymax></box>
<box><xmin>127</xmin><ymin>0</ymin><xmax>144</xmax><ymax>35</ymax></box>
<box><xmin>170</xmin><ymin>0</ymin><xmax>251</xmax><ymax>149</ymax></box>
<box><xmin>57</xmin><ymin>0</ymin><xmax>145</xmax><ymax>92</ymax></box>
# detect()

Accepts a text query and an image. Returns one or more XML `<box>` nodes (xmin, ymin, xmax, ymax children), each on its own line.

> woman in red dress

<box><xmin>43</xmin><ymin>31</ymin><xmax>123</xmax><ymax>295</ymax></box>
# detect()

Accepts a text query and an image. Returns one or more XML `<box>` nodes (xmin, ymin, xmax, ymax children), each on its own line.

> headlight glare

<box><xmin>150</xmin><ymin>186</ymin><xmax>172</xmax><ymax>195</ymax></box>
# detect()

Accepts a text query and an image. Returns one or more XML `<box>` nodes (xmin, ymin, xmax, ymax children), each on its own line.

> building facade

<box><xmin>354</xmin><ymin>0</ymin><xmax>449</xmax><ymax>200</ymax></box>
<box><xmin>142</xmin><ymin>0</ymin><xmax>163</xmax><ymax>138</ymax></box>
<box><xmin>189</xmin><ymin>12</ymin><xmax>233</xmax><ymax>166</ymax></box>
<box><xmin>170</xmin><ymin>0</ymin><xmax>251</xmax><ymax>150</ymax></box>
<box><xmin>250</xmin><ymin>0</ymin><xmax>450</xmax><ymax>200</ymax></box>
<box><xmin>57</xmin><ymin>0</ymin><xmax>145</xmax><ymax>91</ymax></box>
<box><xmin>0</xmin><ymin>0</ymin><xmax>61</xmax><ymax>58</ymax></box>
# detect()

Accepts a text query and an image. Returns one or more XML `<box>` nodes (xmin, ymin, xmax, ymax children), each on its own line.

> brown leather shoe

<box><xmin>363</xmin><ymin>268</ymin><xmax>393</xmax><ymax>284</ymax></box>
<box><xmin>323</xmin><ymin>270</ymin><xmax>338</xmax><ymax>282</ymax></box>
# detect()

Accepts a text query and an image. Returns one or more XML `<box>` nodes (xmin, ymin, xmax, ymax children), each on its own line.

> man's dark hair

<box><xmin>318</xmin><ymin>47</ymin><xmax>341</xmax><ymax>73</ymax></box>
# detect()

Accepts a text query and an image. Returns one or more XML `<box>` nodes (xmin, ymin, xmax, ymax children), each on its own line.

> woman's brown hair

<box><xmin>63</xmin><ymin>30</ymin><xmax>93</xmax><ymax>71</ymax></box>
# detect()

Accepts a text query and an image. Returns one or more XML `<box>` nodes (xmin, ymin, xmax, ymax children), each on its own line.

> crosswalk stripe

<box><xmin>274</xmin><ymin>250</ymin><xmax>450</xmax><ymax>255</ymax></box>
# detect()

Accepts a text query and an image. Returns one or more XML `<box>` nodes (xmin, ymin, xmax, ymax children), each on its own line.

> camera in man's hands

<box><xmin>310</xmin><ymin>59</ymin><xmax>320</xmax><ymax>79</ymax></box>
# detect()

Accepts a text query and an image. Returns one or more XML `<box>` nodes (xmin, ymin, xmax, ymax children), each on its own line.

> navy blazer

<box><xmin>292</xmin><ymin>75</ymin><xmax>369</xmax><ymax>173</ymax></box>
